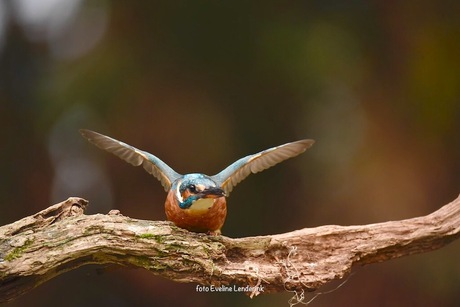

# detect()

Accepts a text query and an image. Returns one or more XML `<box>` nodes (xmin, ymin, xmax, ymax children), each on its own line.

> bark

<box><xmin>1</xmin><ymin>195</ymin><xmax>459</xmax><ymax>303</ymax></box>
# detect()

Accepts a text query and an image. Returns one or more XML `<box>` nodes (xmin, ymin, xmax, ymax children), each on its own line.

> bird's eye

<box><xmin>189</xmin><ymin>184</ymin><xmax>196</xmax><ymax>192</ymax></box>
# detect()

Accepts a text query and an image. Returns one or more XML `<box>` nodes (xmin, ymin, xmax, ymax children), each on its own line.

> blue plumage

<box><xmin>80</xmin><ymin>129</ymin><xmax>314</xmax><ymax>234</ymax></box>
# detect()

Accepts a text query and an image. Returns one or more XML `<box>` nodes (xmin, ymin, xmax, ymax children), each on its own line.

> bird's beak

<box><xmin>199</xmin><ymin>187</ymin><xmax>226</xmax><ymax>199</ymax></box>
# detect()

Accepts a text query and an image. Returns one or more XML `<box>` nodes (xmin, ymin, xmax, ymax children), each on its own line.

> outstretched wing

<box><xmin>80</xmin><ymin>129</ymin><xmax>181</xmax><ymax>191</ymax></box>
<box><xmin>212</xmin><ymin>139</ymin><xmax>314</xmax><ymax>195</ymax></box>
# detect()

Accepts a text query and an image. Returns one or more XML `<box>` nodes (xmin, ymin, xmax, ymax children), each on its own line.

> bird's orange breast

<box><xmin>164</xmin><ymin>190</ymin><xmax>227</xmax><ymax>235</ymax></box>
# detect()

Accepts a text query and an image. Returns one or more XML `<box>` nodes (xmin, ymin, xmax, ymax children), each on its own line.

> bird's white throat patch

<box><xmin>187</xmin><ymin>198</ymin><xmax>214</xmax><ymax>213</ymax></box>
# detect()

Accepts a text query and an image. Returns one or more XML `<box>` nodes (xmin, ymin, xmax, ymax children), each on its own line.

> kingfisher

<box><xmin>80</xmin><ymin>129</ymin><xmax>314</xmax><ymax>235</ymax></box>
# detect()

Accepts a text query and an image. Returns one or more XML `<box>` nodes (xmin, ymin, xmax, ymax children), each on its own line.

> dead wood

<box><xmin>1</xmin><ymin>195</ymin><xmax>459</xmax><ymax>303</ymax></box>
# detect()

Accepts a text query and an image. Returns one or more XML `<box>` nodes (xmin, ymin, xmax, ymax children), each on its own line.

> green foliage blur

<box><xmin>1</xmin><ymin>1</ymin><xmax>459</xmax><ymax>306</ymax></box>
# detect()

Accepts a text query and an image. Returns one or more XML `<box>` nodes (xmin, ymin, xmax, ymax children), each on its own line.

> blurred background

<box><xmin>1</xmin><ymin>1</ymin><xmax>459</xmax><ymax>306</ymax></box>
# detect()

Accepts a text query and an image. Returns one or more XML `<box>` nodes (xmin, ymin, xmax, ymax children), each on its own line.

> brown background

<box><xmin>1</xmin><ymin>1</ymin><xmax>459</xmax><ymax>306</ymax></box>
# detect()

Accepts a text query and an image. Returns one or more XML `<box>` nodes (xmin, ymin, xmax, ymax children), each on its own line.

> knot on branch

<box><xmin>2</xmin><ymin>198</ymin><xmax>88</xmax><ymax>237</ymax></box>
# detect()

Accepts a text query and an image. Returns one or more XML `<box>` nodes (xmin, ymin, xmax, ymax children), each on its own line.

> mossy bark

<box><xmin>1</xmin><ymin>195</ymin><xmax>459</xmax><ymax>303</ymax></box>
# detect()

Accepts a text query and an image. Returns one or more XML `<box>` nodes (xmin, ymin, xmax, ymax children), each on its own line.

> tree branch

<box><xmin>1</xmin><ymin>195</ymin><xmax>459</xmax><ymax>303</ymax></box>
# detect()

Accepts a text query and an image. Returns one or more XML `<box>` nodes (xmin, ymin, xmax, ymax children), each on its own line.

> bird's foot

<box><xmin>206</xmin><ymin>230</ymin><xmax>221</xmax><ymax>236</ymax></box>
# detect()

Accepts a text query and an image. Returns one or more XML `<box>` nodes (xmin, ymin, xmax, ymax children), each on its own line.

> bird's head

<box><xmin>174</xmin><ymin>174</ymin><xmax>226</xmax><ymax>209</ymax></box>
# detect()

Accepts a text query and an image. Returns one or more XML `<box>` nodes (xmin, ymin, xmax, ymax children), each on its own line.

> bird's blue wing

<box><xmin>80</xmin><ymin>129</ymin><xmax>181</xmax><ymax>191</ymax></box>
<box><xmin>211</xmin><ymin>139</ymin><xmax>314</xmax><ymax>195</ymax></box>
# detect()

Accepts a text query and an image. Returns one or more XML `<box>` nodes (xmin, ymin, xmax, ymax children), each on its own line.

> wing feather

<box><xmin>80</xmin><ymin>129</ymin><xmax>181</xmax><ymax>191</ymax></box>
<box><xmin>212</xmin><ymin>139</ymin><xmax>314</xmax><ymax>195</ymax></box>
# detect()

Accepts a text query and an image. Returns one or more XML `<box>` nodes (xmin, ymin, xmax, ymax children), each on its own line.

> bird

<box><xmin>80</xmin><ymin>129</ymin><xmax>314</xmax><ymax>235</ymax></box>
